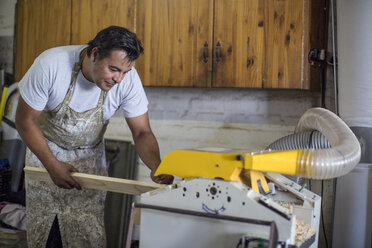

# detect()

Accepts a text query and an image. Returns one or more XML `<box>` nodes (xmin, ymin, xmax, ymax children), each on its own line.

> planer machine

<box><xmin>131</xmin><ymin>108</ymin><xmax>361</xmax><ymax>248</ymax></box>
<box><xmin>135</xmin><ymin>148</ymin><xmax>320</xmax><ymax>248</ymax></box>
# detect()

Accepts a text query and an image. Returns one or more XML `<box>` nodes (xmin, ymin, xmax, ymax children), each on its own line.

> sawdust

<box><xmin>273</xmin><ymin>200</ymin><xmax>316</xmax><ymax>246</ymax></box>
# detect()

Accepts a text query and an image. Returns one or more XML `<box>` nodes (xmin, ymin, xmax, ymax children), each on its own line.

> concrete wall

<box><xmin>0</xmin><ymin>0</ymin><xmax>16</xmax><ymax>74</ymax></box>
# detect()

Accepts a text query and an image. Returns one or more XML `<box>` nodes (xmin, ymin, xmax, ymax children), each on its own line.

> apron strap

<box><xmin>65</xmin><ymin>47</ymin><xmax>106</xmax><ymax>106</ymax></box>
<box><xmin>69</xmin><ymin>48</ymin><xmax>88</xmax><ymax>90</ymax></box>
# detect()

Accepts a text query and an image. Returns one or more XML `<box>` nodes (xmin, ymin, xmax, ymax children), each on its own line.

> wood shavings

<box><xmin>275</xmin><ymin>201</ymin><xmax>294</xmax><ymax>214</ymax></box>
<box><xmin>295</xmin><ymin>219</ymin><xmax>316</xmax><ymax>246</ymax></box>
<box><xmin>272</xmin><ymin>200</ymin><xmax>316</xmax><ymax>246</ymax></box>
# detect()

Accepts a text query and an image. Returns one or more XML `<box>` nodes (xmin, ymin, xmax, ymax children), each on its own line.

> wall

<box><xmin>0</xmin><ymin>0</ymin><xmax>16</xmax><ymax>74</ymax></box>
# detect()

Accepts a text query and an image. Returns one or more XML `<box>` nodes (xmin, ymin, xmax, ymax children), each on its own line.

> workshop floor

<box><xmin>0</xmin><ymin>227</ymin><xmax>27</xmax><ymax>248</ymax></box>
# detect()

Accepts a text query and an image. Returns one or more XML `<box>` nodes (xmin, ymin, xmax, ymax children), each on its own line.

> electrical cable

<box><xmin>330</xmin><ymin>0</ymin><xmax>339</xmax><ymax>116</ymax></box>
<box><xmin>321</xmin><ymin>180</ymin><xmax>329</xmax><ymax>248</ymax></box>
<box><xmin>235</xmin><ymin>238</ymin><xmax>242</xmax><ymax>248</ymax></box>
<box><xmin>321</xmin><ymin>63</ymin><xmax>327</xmax><ymax>109</ymax></box>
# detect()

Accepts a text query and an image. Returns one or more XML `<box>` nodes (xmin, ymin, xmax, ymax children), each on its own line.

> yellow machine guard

<box><xmin>155</xmin><ymin>149</ymin><xmax>303</xmax><ymax>183</ymax></box>
<box><xmin>155</xmin><ymin>150</ymin><xmax>244</xmax><ymax>182</ymax></box>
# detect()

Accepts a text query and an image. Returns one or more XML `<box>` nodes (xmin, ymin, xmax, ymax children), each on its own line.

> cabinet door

<box><xmin>136</xmin><ymin>0</ymin><xmax>213</xmax><ymax>87</ymax></box>
<box><xmin>213</xmin><ymin>0</ymin><xmax>309</xmax><ymax>89</ymax></box>
<box><xmin>15</xmin><ymin>0</ymin><xmax>71</xmax><ymax>82</ymax></box>
<box><xmin>71</xmin><ymin>0</ymin><xmax>136</xmax><ymax>45</ymax></box>
<box><xmin>213</xmin><ymin>0</ymin><xmax>264</xmax><ymax>88</ymax></box>
<box><xmin>263</xmin><ymin>0</ymin><xmax>305</xmax><ymax>89</ymax></box>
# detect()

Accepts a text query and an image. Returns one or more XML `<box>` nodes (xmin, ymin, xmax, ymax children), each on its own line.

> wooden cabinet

<box><xmin>14</xmin><ymin>0</ymin><xmax>135</xmax><ymax>82</ymax></box>
<box><xmin>15</xmin><ymin>0</ymin><xmax>327</xmax><ymax>89</ymax></box>
<box><xmin>136</xmin><ymin>0</ymin><xmax>327</xmax><ymax>89</ymax></box>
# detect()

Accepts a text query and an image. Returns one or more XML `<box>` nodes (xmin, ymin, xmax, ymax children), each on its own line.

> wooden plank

<box><xmin>24</xmin><ymin>166</ymin><xmax>163</xmax><ymax>195</ymax></box>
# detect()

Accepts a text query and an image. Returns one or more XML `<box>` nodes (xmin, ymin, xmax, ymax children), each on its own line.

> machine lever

<box><xmin>257</xmin><ymin>179</ymin><xmax>271</xmax><ymax>195</ymax></box>
<box><xmin>250</xmin><ymin>170</ymin><xmax>270</xmax><ymax>194</ymax></box>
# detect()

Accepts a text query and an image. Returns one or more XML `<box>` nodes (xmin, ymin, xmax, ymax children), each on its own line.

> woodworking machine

<box><xmin>136</xmin><ymin>148</ymin><xmax>320</xmax><ymax>248</ymax></box>
<box><xmin>135</xmin><ymin>108</ymin><xmax>361</xmax><ymax>248</ymax></box>
<box><xmin>22</xmin><ymin>108</ymin><xmax>359</xmax><ymax>248</ymax></box>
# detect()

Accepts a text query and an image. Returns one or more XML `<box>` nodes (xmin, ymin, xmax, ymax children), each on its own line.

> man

<box><xmin>15</xmin><ymin>26</ymin><xmax>173</xmax><ymax>247</ymax></box>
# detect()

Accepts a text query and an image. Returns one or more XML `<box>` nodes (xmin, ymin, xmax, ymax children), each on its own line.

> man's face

<box><xmin>90</xmin><ymin>48</ymin><xmax>134</xmax><ymax>92</ymax></box>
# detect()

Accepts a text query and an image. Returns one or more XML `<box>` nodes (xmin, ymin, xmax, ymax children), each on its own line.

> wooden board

<box><xmin>24</xmin><ymin>166</ymin><xmax>163</xmax><ymax>195</ymax></box>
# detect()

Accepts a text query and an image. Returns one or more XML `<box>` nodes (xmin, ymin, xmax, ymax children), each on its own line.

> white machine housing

<box><xmin>138</xmin><ymin>173</ymin><xmax>321</xmax><ymax>248</ymax></box>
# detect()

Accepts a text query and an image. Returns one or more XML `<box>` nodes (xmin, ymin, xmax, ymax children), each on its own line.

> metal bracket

<box><xmin>308</xmin><ymin>48</ymin><xmax>326</xmax><ymax>65</ymax></box>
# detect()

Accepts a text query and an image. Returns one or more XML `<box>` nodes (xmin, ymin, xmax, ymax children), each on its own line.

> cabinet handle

<box><xmin>246</xmin><ymin>37</ymin><xmax>254</xmax><ymax>67</ymax></box>
<box><xmin>247</xmin><ymin>37</ymin><xmax>251</xmax><ymax>67</ymax></box>
<box><xmin>215</xmin><ymin>41</ymin><xmax>221</xmax><ymax>63</ymax></box>
<box><xmin>203</xmin><ymin>42</ymin><xmax>208</xmax><ymax>63</ymax></box>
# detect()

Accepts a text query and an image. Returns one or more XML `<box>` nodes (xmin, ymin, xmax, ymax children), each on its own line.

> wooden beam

<box><xmin>24</xmin><ymin>166</ymin><xmax>164</xmax><ymax>195</ymax></box>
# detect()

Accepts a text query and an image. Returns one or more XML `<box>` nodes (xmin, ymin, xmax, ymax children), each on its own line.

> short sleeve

<box><xmin>120</xmin><ymin>68</ymin><xmax>148</xmax><ymax>118</ymax></box>
<box><xmin>18</xmin><ymin>57</ymin><xmax>50</xmax><ymax>111</ymax></box>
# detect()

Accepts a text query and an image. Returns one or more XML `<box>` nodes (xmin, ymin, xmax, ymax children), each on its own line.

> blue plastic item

<box><xmin>0</xmin><ymin>158</ymin><xmax>10</xmax><ymax>170</ymax></box>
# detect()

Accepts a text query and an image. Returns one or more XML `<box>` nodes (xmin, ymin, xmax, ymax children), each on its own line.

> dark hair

<box><xmin>87</xmin><ymin>26</ymin><xmax>144</xmax><ymax>61</ymax></box>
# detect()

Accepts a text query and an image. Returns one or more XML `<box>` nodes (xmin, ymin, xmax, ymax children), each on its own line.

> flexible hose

<box><xmin>267</xmin><ymin>130</ymin><xmax>330</xmax><ymax>151</ymax></box>
<box><xmin>268</xmin><ymin>108</ymin><xmax>360</xmax><ymax>179</ymax></box>
<box><xmin>266</xmin><ymin>130</ymin><xmax>330</xmax><ymax>183</ymax></box>
<box><xmin>297</xmin><ymin>108</ymin><xmax>360</xmax><ymax>179</ymax></box>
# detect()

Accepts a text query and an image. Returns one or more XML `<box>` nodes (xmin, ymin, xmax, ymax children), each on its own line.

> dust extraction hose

<box><xmin>266</xmin><ymin>130</ymin><xmax>330</xmax><ymax>184</ymax></box>
<box><xmin>267</xmin><ymin>130</ymin><xmax>330</xmax><ymax>151</ymax></box>
<box><xmin>273</xmin><ymin>108</ymin><xmax>360</xmax><ymax>179</ymax></box>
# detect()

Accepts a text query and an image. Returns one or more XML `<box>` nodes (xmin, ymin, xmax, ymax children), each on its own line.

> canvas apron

<box><xmin>25</xmin><ymin>49</ymin><xmax>109</xmax><ymax>248</ymax></box>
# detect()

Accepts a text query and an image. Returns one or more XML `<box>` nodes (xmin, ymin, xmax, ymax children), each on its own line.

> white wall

<box><xmin>0</xmin><ymin>0</ymin><xmax>17</xmax><ymax>73</ymax></box>
<box><xmin>0</xmin><ymin>0</ymin><xmax>17</xmax><ymax>36</ymax></box>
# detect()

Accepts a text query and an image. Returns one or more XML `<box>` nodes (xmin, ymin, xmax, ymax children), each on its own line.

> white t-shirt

<box><xmin>19</xmin><ymin>45</ymin><xmax>148</xmax><ymax>121</ymax></box>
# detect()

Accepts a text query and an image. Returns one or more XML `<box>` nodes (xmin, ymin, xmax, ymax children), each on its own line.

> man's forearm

<box><xmin>132</xmin><ymin>131</ymin><xmax>161</xmax><ymax>172</ymax></box>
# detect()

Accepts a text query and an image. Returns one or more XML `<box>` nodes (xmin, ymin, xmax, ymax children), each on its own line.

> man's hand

<box><xmin>151</xmin><ymin>171</ymin><xmax>174</xmax><ymax>185</ymax></box>
<box><xmin>46</xmin><ymin>162</ymin><xmax>82</xmax><ymax>190</ymax></box>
